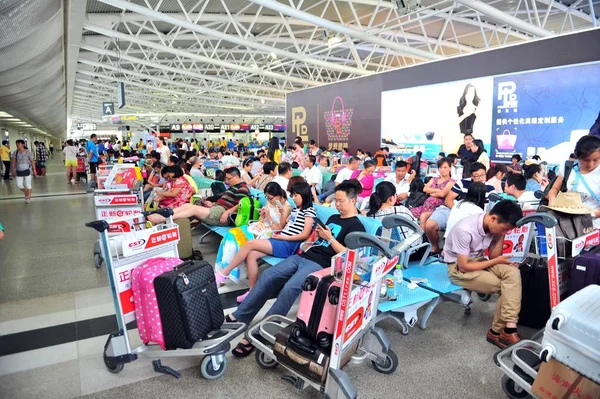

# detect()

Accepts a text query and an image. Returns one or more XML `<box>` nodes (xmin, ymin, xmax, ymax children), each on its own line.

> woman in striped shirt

<box><xmin>215</xmin><ymin>182</ymin><xmax>316</xmax><ymax>303</ymax></box>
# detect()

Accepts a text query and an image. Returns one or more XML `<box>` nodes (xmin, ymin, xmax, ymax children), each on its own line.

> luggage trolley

<box><xmin>85</xmin><ymin>208</ymin><xmax>245</xmax><ymax>380</ymax></box>
<box><xmin>246</xmin><ymin>232</ymin><xmax>406</xmax><ymax>398</ymax></box>
<box><xmin>494</xmin><ymin>213</ymin><xmax>568</xmax><ymax>399</ymax></box>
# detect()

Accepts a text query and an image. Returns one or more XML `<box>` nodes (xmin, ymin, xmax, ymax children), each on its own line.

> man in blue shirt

<box><xmin>86</xmin><ymin>134</ymin><xmax>99</xmax><ymax>182</ymax></box>
<box><xmin>97</xmin><ymin>140</ymin><xmax>105</xmax><ymax>157</ymax></box>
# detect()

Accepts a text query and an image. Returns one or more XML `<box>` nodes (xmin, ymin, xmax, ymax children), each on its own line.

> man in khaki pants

<box><xmin>443</xmin><ymin>200</ymin><xmax>523</xmax><ymax>349</ymax></box>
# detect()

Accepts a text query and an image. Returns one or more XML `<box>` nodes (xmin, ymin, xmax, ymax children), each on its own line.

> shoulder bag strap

<box><xmin>573</xmin><ymin>167</ymin><xmax>600</xmax><ymax>204</ymax></box>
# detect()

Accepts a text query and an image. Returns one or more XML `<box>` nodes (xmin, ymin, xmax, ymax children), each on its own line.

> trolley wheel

<box><xmin>477</xmin><ymin>293</ymin><xmax>491</xmax><ymax>301</ymax></box>
<box><xmin>200</xmin><ymin>356</ymin><xmax>228</xmax><ymax>380</ymax></box>
<box><xmin>501</xmin><ymin>374</ymin><xmax>531</xmax><ymax>399</ymax></box>
<box><xmin>371</xmin><ymin>349</ymin><xmax>398</xmax><ymax>374</ymax></box>
<box><xmin>103</xmin><ymin>352</ymin><xmax>124</xmax><ymax>374</ymax></box>
<box><xmin>94</xmin><ymin>254</ymin><xmax>104</xmax><ymax>269</ymax></box>
<box><xmin>255</xmin><ymin>351</ymin><xmax>279</xmax><ymax>370</ymax></box>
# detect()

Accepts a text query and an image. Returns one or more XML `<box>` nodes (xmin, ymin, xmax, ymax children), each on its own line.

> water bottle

<box><xmin>393</xmin><ymin>265</ymin><xmax>404</xmax><ymax>298</ymax></box>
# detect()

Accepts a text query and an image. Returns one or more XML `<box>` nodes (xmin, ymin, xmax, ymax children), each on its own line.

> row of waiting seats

<box><xmin>193</xmin><ymin>187</ymin><xmax>476</xmax><ymax>335</ymax></box>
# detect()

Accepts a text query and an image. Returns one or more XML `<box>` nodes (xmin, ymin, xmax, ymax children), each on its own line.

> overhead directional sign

<box><xmin>102</xmin><ymin>102</ymin><xmax>115</xmax><ymax>115</ymax></box>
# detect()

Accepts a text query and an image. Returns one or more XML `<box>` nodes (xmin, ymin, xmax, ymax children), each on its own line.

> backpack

<box><xmin>538</xmin><ymin>160</ymin><xmax>573</xmax><ymax>208</ymax></box>
<box><xmin>234</xmin><ymin>195</ymin><xmax>260</xmax><ymax>227</ymax></box>
<box><xmin>405</xmin><ymin>192</ymin><xmax>428</xmax><ymax>209</ymax></box>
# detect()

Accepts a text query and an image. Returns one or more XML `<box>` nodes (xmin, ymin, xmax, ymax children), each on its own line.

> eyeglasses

<box><xmin>224</xmin><ymin>175</ymin><xmax>233</xmax><ymax>181</ymax></box>
<box><xmin>471</xmin><ymin>173</ymin><xmax>486</xmax><ymax>179</ymax></box>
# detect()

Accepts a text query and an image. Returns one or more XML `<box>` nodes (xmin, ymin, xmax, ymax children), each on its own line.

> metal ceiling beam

<box><xmin>83</xmin><ymin>24</ymin><xmax>318</xmax><ymax>87</ymax></box>
<box><xmin>246</xmin><ymin>0</ymin><xmax>442</xmax><ymax>60</ymax></box>
<box><xmin>80</xmin><ymin>44</ymin><xmax>286</xmax><ymax>102</ymax></box>
<box><xmin>75</xmin><ymin>70</ymin><xmax>259</xmax><ymax>111</ymax></box>
<box><xmin>535</xmin><ymin>0</ymin><xmax>599</xmax><ymax>24</ymax></box>
<box><xmin>86</xmin><ymin>13</ymin><xmax>476</xmax><ymax>53</ymax></box>
<box><xmin>95</xmin><ymin>0</ymin><xmax>370</xmax><ymax>76</ymax></box>
<box><xmin>64</xmin><ymin>0</ymin><xmax>88</xmax><ymax>116</ymax></box>
<box><xmin>455</xmin><ymin>0</ymin><xmax>553</xmax><ymax>37</ymax></box>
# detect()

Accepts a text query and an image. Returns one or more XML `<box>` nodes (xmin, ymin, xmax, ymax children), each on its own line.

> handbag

<box><xmin>16</xmin><ymin>169</ymin><xmax>30</xmax><ymax>177</ymax></box>
<box><xmin>323</xmin><ymin>96</ymin><xmax>354</xmax><ymax>145</ymax></box>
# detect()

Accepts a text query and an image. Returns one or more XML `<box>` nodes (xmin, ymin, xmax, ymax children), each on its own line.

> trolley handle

<box><xmin>85</xmin><ymin>220</ymin><xmax>110</xmax><ymax>233</ymax></box>
<box><xmin>141</xmin><ymin>208</ymin><xmax>174</xmax><ymax>218</ymax></box>
<box><xmin>381</xmin><ymin>214</ymin><xmax>423</xmax><ymax>235</ymax></box>
<box><xmin>345</xmin><ymin>232</ymin><xmax>394</xmax><ymax>259</ymax></box>
<box><xmin>517</xmin><ymin>212</ymin><xmax>558</xmax><ymax>228</ymax></box>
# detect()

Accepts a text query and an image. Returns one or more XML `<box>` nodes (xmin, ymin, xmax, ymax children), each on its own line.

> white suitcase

<box><xmin>540</xmin><ymin>284</ymin><xmax>600</xmax><ymax>383</ymax></box>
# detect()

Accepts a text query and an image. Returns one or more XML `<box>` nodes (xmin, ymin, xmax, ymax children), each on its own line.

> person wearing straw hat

<box><xmin>547</xmin><ymin>135</ymin><xmax>600</xmax><ymax>228</ymax></box>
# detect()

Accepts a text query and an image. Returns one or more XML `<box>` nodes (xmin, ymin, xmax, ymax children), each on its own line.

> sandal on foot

<box><xmin>232</xmin><ymin>341</ymin><xmax>254</xmax><ymax>358</ymax></box>
<box><xmin>214</xmin><ymin>271</ymin><xmax>229</xmax><ymax>285</ymax></box>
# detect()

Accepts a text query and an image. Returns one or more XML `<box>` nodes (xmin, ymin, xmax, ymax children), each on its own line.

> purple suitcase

<box><xmin>569</xmin><ymin>248</ymin><xmax>600</xmax><ymax>296</ymax></box>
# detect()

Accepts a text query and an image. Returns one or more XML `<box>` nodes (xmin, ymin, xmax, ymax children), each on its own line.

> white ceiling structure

<box><xmin>3</xmin><ymin>0</ymin><xmax>600</xmax><ymax>138</ymax></box>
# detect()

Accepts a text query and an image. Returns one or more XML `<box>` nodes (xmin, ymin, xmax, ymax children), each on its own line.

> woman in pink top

<box><xmin>292</xmin><ymin>143</ymin><xmax>305</xmax><ymax>169</ymax></box>
<box><xmin>350</xmin><ymin>160</ymin><xmax>376</xmax><ymax>208</ymax></box>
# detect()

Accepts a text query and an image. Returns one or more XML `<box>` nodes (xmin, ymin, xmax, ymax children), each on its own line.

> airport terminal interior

<box><xmin>1</xmin><ymin>1</ymin><xmax>600</xmax><ymax>398</ymax></box>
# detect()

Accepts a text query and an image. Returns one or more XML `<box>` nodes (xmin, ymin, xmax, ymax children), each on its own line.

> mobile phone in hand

<box><xmin>314</xmin><ymin>218</ymin><xmax>327</xmax><ymax>229</ymax></box>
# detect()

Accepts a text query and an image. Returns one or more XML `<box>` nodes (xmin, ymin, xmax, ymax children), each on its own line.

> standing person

<box><xmin>470</xmin><ymin>139</ymin><xmax>490</xmax><ymax>171</ymax></box>
<box><xmin>457</xmin><ymin>134</ymin><xmax>476</xmax><ymax>175</ymax></box>
<box><xmin>62</xmin><ymin>139</ymin><xmax>79</xmax><ymax>184</ymax></box>
<box><xmin>49</xmin><ymin>142</ymin><xmax>54</xmax><ymax>157</ymax></box>
<box><xmin>35</xmin><ymin>142</ymin><xmax>48</xmax><ymax>176</ymax></box>
<box><xmin>11</xmin><ymin>139</ymin><xmax>37</xmax><ymax>203</ymax></box>
<box><xmin>373</xmin><ymin>147</ymin><xmax>389</xmax><ymax>167</ymax></box>
<box><xmin>86</xmin><ymin>134</ymin><xmax>99</xmax><ymax>183</ymax></box>
<box><xmin>443</xmin><ymin>200</ymin><xmax>523</xmax><ymax>348</ymax></box>
<box><xmin>225</xmin><ymin>180</ymin><xmax>366</xmax><ymax>357</ymax></box>
<box><xmin>267</xmin><ymin>136</ymin><xmax>282</xmax><ymax>164</ymax></box>
<box><xmin>308</xmin><ymin>140</ymin><xmax>321</xmax><ymax>157</ymax></box>
<box><xmin>1</xmin><ymin>140</ymin><xmax>11</xmax><ymax>180</ymax></box>
<box><xmin>292</xmin><ymin>143</ymin><xmax>305</xmax><ymax>169</ymax></box>
<box><xmin>156</xmin><ymin>137</ymin><xmax>171</xmax><ymax>166</ymax></box>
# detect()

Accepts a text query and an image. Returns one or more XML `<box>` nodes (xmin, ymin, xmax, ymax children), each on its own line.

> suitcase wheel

<box><xmin>539</xmin><ymin>348</ymin><xmax>552</xmax><ymax>363</ymax></box>
<box><xmin>329</xmin><ymin>287</ymin><xmax>340</xmax><ymax>305</ymax></box>
<box><xmin>550</xmin><ymin>317</ymin><xmax>561</xmax><ymax>331</ymax></box>
<box><xmin>317</xmin><ymin>332</ymin><xmax>333</xmax><ymax>349</ymax></box>
<box><xmin>372</xmin><ymin>349</ymin><xmax>398</xmax><ymax>374</ymax></box>
<box><xmin>301</xmin><ymin>276</ymin><xmax>319</xmax><ymax>291</ymax></box>
<box><xmin>103</xmin><ymin>352</ymin><xmax>124</xmax><ymax>374</ymax></box>
<box><xmin>291</xmin><ymin>323</ymin><xmax>303</xmax><ymax>338</ymax></box>
<box><xmin>501</xmin><ymin>374</ymin><xmax>531</xmax><ymax>399</ymax></box>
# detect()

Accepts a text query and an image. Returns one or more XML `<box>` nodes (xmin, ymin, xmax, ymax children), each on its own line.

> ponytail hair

<box><xmin>367</xmin><ymin>181</ymin><xmax>396</xmax><ymax>217</ymax></box>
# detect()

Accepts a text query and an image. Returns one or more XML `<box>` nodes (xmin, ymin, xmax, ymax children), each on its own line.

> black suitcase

<box><xmin>274</xmin><ymin>324</ymin><xmax>331</xmax><ymax>383</ymax></box>
<box><xmin>154</xmin><ymin>260</ymin><xmax>224</xmax><ymax>350</ymax></box>
<box><xmin>518</xmin><ymin>257</ymin><xmax>551</xmax><ymax>329</ymax></box>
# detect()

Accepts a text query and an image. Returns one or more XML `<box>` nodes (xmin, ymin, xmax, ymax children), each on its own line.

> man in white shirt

<box><xmin>502</xmin><ymin>174</ymin><xmax>538</xmax><ymax>209</ymax></box>
<box><xmin>318</xmin><ymin>156</ymin><xmax>360</xmax><ymax>202</ymax></box>
<box><xmin>385</xmin><ymin>160</ymin><xmax>414</xmax><ymax>203</ymax></box>
<box><xmin>301</xmin><ymin>155</ymin><xmax>323</xmax><ymax>193</ymax></box>
<box><xmin>273</xmin><ymin>161</ymin><xmax>293</xmax><ymax>195</ymax></box>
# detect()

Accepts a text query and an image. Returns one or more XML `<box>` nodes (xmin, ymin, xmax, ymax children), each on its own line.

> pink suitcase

<box><xmin>131</xmin><ymin>257</ymin><xmax>182</xmax><ymax>349</ymax></box>
<box><xmin>293</xmin><ymin>267</ymin><xmax>340</xmax><ymax>349</ymax></box>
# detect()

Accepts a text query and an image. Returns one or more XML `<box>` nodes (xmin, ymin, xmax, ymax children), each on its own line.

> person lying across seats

<box><xmin>425</xmin><ymin>162</ymin><xmax>495</xmax><ymax>255</ymax></box>
<box><xmin>215</xmin><ymin>182</ymin><xmax>315</xmax><ymax>303</ymax></box>
<box><xmin>443</xmin><ymin>200</ymin><xmax>523</xmax><ymax>349</ymax></box>
<box><xmin>225</xmin><ymin>179</ymin><xmax>366</xmax><ymax>358</ymax></box>
<box><xmin>147</xmin><ymin>166</ymin><xmax>249</xmax><ymax>226</ymax></box>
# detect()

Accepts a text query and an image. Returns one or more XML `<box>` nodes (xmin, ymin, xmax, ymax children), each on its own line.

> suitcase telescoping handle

<box><xmin>345</xmin><ymin>232</ymin><xmax>394</xmax><ymax>259</ymax></box>
<box><xmin>517</xmin><ymin>212</ymin><xmax>558</xmax><ymax>228</ymax></box>
<box><xmin>85</xmin><ymin>220</ymin><xmax>110</xmax><ymax>233</ymax></box>
<box><xmin>141</xmin><ymin>208</ymin><xmax>174</xmax><ymax>219</ymax></box>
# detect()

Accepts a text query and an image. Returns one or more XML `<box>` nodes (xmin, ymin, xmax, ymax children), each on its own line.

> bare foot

<box><xmin>147</xmin><ymin>214</ymin><xmax>165</xmax><ymax>225</ymax></box>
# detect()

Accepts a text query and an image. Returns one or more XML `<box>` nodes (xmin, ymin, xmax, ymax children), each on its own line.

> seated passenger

<box><xmin>226</xmin><ymin>180</ymin><xmax>366</xmax><ymax>357</ymax></box>
<box><xmin>317</xmin><ymin>156</ymin><xmax>360</xmax><ymax>202</ymax></box>
<box><xmin>444</xmin><ymin>182</ymin><xmax>487</xmax><ymax>238</ymax></box>
<box><xmin>147</xmin><ymin>167</ymin><xmax>248</xmax><ymax>226</ymax></box>
<box><xmin>155</xmin><ymin>166</ymin><xmax>194</xmax><ymax>209</ymax></box>
<box><xmin>253</xmin><ymin>161</ymin><xmax>277</xmax><ymax>190</ymax></box>
<box><xmin>443</xmin><ymin>200</ymin><xmax>523</xmax><ymax>348</ymax></box>
<box><xmin>523</xmin><ymin>163</ymin><xmax>548</xmax><ymax>192</ymax></box>
<box><xmin>301</xmin><ymin>155</ymin><xmax>323</xmax><ymax>194</ymax></box>
<box><xmin>273</xmin><ymin>162</ymin><xmax>293</xmax><ymax>195</ymax></box>
<box><xmin>385</xmin><ymin>161</ymin><xmax>415</xmax><ymax>203</ymax></box>
<box><xmin>486</xmin><ymin>164</ymin><xmax>507</xmax><ymax>193</ymax></box>
<box><xmin>425</xmin><ymin>163</ymin><xmax>495</xmax><ymax>254</ymax></box>
<box><xmin>499</xmin><ymin>174</ymin><xmax>537</xmax><ymax>205</ymax></box>
<box><xmin>215</xmin><ymin>182</ymin><xmax>314</xmax><ymax>302</ymax></box>
<box><xmin>350</xmin><ymin>160</ymin><xmax>376</xmax><ymax>209</ymax></box>
<box><xmin>410</xmin><ymin>158</ymin><xmax>455</xmax><ymax>226</ymax></box>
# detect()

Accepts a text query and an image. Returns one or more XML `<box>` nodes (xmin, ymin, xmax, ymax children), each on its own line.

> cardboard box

<box><xmin>532</xmin><ymin>359</ymin><xmax>600</xmax><ymax>399</ymax></box>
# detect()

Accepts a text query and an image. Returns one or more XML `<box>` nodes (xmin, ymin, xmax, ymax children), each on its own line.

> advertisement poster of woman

<box><xmin>381</xmin><ymin>77</ymin><xmax>493</xmax><ymax>160</ymax></box>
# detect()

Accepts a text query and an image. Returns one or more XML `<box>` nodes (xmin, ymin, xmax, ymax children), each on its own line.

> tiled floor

<box><xmin>0</xmin><ymin>158</ymin><xmax>530</xmax><ymax>398</ymax></box>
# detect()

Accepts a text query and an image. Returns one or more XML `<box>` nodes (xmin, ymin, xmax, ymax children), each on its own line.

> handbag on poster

<box><xmin>496</xmin><ymin>129</ymin><xmax>517</xmax><ymax>151</ymax></box>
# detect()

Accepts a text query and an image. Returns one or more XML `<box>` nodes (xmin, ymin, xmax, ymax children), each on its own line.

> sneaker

<box><xmin>25</xmin><ymin>198</ymin><xmax>31</xmax><ymax>204</ymax></box>
<box><xmin>236</xmin><ymin>291</ymin><xmax>250</xmax><ymax>304</ymax></box>
<box><xmin>214</xmin><ymin>271</ymin><xmax>229</xmax><ymax>285</ymax></box>
<box><xmin>486</xmin><ymin>329</ymin><xmax>505</xmax><ymax>349</ymax></box>
<box><xmin>499</xmin><ymin>330</ymin><xmax>521</xmax><ymax>347</ymax></box>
